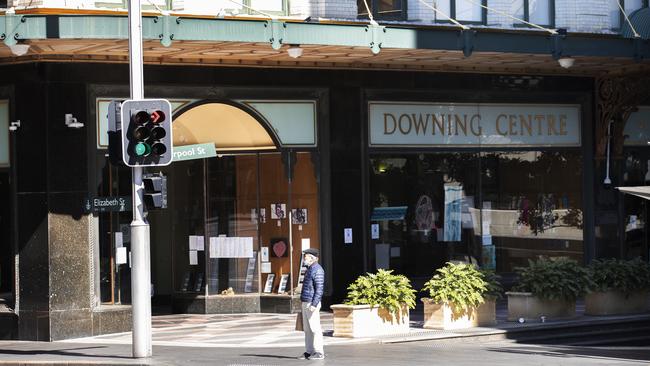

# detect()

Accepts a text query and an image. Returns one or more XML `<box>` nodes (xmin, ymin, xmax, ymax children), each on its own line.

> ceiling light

<box><xmin>558</xmin><ymin>57</ymin><xmax>575</xmax><ymax>69</ymax></box>
<box><xmin>8</xmin><ymin>43</ymin><xmax>30</xmax><ymax>56</ymax></box>
<box><xmin>287</xmin><ymin>45</ymin><xmax>303</xmax><ymax>59</ymax></box>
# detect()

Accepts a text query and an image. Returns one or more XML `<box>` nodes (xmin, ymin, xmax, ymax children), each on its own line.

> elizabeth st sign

<box><xmin>84</xmin><ymin>196</ymin><xmax>132</xmax><ymax>213</ymax></box>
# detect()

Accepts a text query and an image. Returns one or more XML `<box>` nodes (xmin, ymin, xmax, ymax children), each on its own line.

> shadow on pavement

<box><xmin>486</xmin><ymin>345</ymin><xmax>650</xmax><ymax>363</ymax></box>
<box><xmin>0</xmin><ymin>345</ymin><xmax>133</xmax><ymax>359</ymax></box>
<box><xmin>240</xmin><ymin>353</ymin><xmax>302</xmax><ymax>360</ymax></box>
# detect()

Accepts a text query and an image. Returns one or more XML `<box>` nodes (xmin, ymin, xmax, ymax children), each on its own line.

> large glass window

<box><xmin>369</xmin><ymin>150</ymin><xmax>583</xmax><ymax>276</ymax></box>
<box><xmin>480</xmin><ymin>151</ymin><xmax>583</xmax><ymax>272</ymax></box>
<box><xmin>98</xmin><ymin>160</ymin><xmax>133</xmax><ymax>304</ymax></box>
<box><xmin>621</xmin><ymin>148</ymin><xmax>650</xmax><ymax>261</ymax></box>
<box><xmin>163</xmin><ymin>151</ymin><xmax>320</xmax><ymax>298</ymax></box>
<box><xmin>369</xmin><ymin>153</ymin><xmax>481</xmax><ymax>278</ymax></box>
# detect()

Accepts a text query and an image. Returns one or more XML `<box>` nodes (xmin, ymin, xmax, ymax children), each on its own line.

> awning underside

<box><xmin>617</xmin><ymin>186</ymin><xmax>650</xmax><ymax>200</ymax></box>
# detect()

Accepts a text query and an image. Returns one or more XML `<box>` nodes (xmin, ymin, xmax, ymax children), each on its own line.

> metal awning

<box><xmin>617</xmin><ymin>186</ymin><xmax>650</xmax><ymax>200</ymax></box>
<box><xmin>0</xmin><ymin>9</ymin><xmax>648</xmax><ymax>75</ymax></box>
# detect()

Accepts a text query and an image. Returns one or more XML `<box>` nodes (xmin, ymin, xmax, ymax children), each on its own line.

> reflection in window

<box><xmin>358</xmin><ymin>0</ymin><xmax>406</xmax><ymax>20</ymax></box>
<box><xmin>621</xmin><ymin>149</ymin><xmax>650</xmax><ymax>261</ymax></box>
<box><xmin>481</xmin><ymin>151</ymin><xmax>583</xmax><ymax>272</ymax></box>
<box><xmin>435</xmin><ymin>0</ymin><xmax>485</xmax><ymax>23</ymax></box>
<box><xmin>609</xmin><ymin>0</ymin><xmax>647</xmax><ymax>29</ymax></box>
<box><xmin>369</xmin><ymin>154</ymin><xmax>480</xmax><ymax>278</ymax></box>
<box><xmin>369</xmin><ymin>150</ymin><xmax>583</xmax><ymax>276</ymax></box>
<box><xmin>512</xmin><ymin>0</ymin><xmax>554</xmax><ymax>27</ymax></box>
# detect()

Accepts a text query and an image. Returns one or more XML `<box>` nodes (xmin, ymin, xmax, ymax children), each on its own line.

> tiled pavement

<box><xmin>67</xmin><ymin>312</ymin><xmax>373</xmax><ymax>348</ymax></box>
<box><xmin>64</xmin><ymin>300</ymin><xmax>650</xmax><ymax>349</ymax></box>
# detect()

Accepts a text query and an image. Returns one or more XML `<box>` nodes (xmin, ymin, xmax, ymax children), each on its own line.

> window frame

<box><xmin>433</xmin><ymin>0</ymin><xmax>488</xmax><ymax>25</ymax></box>
<box><xmin>358</xmin><ymin>0</ymin><xmax>408</xmax><ymax>21</ymax></box>
<box><xmin>94</xmin><ymin>0</ymin><xmax>289</xmax><ymax>16</ymax></box>
<box><xmin>513</xmin><ymin>0</ymin><xmax>556</xmax><ymax>29</ymax></box>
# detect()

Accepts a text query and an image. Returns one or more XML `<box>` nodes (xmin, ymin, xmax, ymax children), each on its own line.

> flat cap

<box><xmin>303</xmin><ymin>248</ymin><xmax>320</xmax><ymax>257</ymax></box>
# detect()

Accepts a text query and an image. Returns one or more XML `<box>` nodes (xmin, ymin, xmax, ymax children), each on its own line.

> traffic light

<box><xmin>143</xmin><ymin>173</ymin><xmax>167</xmax><ymax>210</ymax></box>
<box><xmin>121</xmin><ymin>99</ymin><xmax>173</xmax><ymax>167</ymax></box>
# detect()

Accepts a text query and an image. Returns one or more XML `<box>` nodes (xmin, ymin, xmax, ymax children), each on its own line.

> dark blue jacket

<box><xmin>301</xmin><ymin>262</ymin><xmax>325</xmax><ymax>307</ymax></box>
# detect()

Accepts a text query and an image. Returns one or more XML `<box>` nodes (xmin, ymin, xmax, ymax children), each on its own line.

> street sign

<box><xmin>84</xmin><ymin>196</ymin><xmax>132</xmax><ymax>213</ymax></box>
<box><xmin>172</xmin><ymin>143</ymin><xmax>217</xmax><ymax>162</ymax></box>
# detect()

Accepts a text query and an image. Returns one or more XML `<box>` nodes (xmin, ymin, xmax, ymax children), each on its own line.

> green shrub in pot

<box><xmin>344</xmin><ymin>269</ymin><xmax>417</xmax><ymax>314</ymax></box>
<box><xmin>480</xmin><ymin>268</ymin><xmax>504</xmax><ymax>300</ymax></box>
<box><xmin>513</xmin><ymin>257</ymin><xmax>590</xmax><ymax>301</ymax></box>
<box><xmin>588</xmin><ymin>258</ymin><xmax>650</xmax><ymax>294</ymax></box>
<box><xmin>421</xmin><ymin>262</ymin><xmax>497</xmax><ymax>313</ymax></box>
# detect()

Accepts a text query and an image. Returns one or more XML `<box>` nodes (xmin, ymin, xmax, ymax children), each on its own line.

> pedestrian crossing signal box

<box><xmin>143</xmin><ymin>173</ymin><xmax>167</xmax><ymax>210</ymax></box>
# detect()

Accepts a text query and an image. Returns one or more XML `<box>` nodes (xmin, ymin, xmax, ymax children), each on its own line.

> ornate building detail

<box><xmin>596</xmin><ymin>74</ymin><xmax>650</xmax><ymax>159</ymax></box>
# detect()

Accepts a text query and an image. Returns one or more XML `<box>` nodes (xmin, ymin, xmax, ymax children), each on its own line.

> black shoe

<box><xmin>310</xmin><ymin>353</ymin><xmax>325</xmax><ymax>360</ymax></box>
<box><xmin>298</xmin><ymin>352</ymin><xmax>311</xmax><ymax>360</ymax></box>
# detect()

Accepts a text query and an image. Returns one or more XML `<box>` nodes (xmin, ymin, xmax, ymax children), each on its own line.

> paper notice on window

<box><xmin>189</xmin><ymin>250</ymin><xmax>198</xmax><ymax>265</ymax></box>
<box><xmin>261</xmin><ymin>247</ymin><xmax>270</xmax><ymax>262</ymax></box>
<box><xmin>443</xmin><ymin>184</ymin><xmax>463</xmax><ymax>242</ymax></box>
<box><xmin>301</xmin><ymin>238</ymin><xmax>310</xmax><ymax>251</ymax></box>
<box><xmin>116</xmin><ymin>246</ymin><xmax>127</xmax><ymax>264</ymax></box>
<box><xmin>211</xmin><ymin>237</ymin><xmax>254</xmax><ymax>258</ymax></box>
<box><xmin>371</xmin><ymin>224</ymin><xmax>380</xmax><ymax>239</ymax></box>
<box><xmin>196</xmin><ymin>236</ymin><xmax>205</xmax><ymax>251</ymax></box>
<box><xmin>261</xmin><ymin>262</ymin><xmax>272</xmax><ymax>274</ymax></box>
<box><xmin>115</xmin><ymin>232</ymin><xmax>123</xmax><ymax>248</ymax></box>
<box><xmin>189</xmin><ymin>236</ymin><xmax>196</xmax><ymax>251</ymax></box>
<box><xmin>209</xmin><ymin>237</ymin><xmax>218</xmax><ymax>258</ymax></box>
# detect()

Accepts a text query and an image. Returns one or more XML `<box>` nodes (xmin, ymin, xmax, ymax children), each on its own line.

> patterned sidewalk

<box><xmin>66</xmin><ymin>312</ymin><xmax>374</xmax><ymax>348</ymax></box>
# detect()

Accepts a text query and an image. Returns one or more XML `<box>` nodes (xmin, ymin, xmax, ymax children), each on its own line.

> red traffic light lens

<box><xmin>151</xmin><ymin>110</ymin><xmax>166</xmax><ymax>124</ymax></box>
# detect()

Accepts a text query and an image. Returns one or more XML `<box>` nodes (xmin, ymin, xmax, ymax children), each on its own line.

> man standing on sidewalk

<box><xmin>299</xmin><ymin>248</ymin><xmax>325</xmax><ymax>360</ymax></box>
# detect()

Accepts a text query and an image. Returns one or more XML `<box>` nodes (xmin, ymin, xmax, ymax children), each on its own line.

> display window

<box><xmin>369</xmin><ymin>150</ymin><xmax>583</xmax><ymax>276</ymax></box>
<box><xmin>621</xmin><ymin>148</ymin><xmax>650</xmax><ymax>261</ymax></box>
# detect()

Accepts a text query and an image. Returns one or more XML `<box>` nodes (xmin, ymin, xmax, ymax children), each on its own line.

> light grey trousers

<box><xmin>301</xmin><ymin>301</ymin><xmax>324</xmax><ymax>355</ymax></box>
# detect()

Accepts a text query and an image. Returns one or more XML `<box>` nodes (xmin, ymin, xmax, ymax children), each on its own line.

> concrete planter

<box><xmin>506</xmin><ymin>292</ymin><xmax>576</xmax><ymax>322</ymax></box>
<box><xmin>331</xmin><ymin>304</ymin><xmax>410</xmax><ymax>338</ymax></box>
<box><xmin>422</xmin><ymin>298</ymin><xmax>496</xmax><ymax>330</ymax></box>
<box><xmin>585</xmin><ymin>290</ymin><xmax>649</xmax><ymax>316</ymax></box>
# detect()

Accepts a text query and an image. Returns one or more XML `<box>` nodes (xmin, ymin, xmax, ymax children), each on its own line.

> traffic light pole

<box><xmin>128</xmin><ymin>0</ymin><xmax>152</xmax><ymax>358</ymax></box>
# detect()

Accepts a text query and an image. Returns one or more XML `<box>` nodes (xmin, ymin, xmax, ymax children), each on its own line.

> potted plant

<box><xmin>331</xmin><ymin>269</ymin><xmax>416</xmax><ymax>338</ymax></box>
<box><xmin>507</xmin><ymin>257</ymin><xmax>589</xmax><ymax>322</ymax></box>
<box><xmin>585</xmin><ymin>258</ymin><xmax>650</xmax><ymax>315</ymax></box>
<box><xmin>420</xmin><ymin>262</ymin><xmax>501</xmax><ymax>329</ymax></box>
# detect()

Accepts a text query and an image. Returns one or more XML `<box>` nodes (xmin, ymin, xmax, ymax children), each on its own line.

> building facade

<box><xmin>0</xmin><ymin>0</ymin><xmax>649</xmax><ymax>341</ymax></box>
